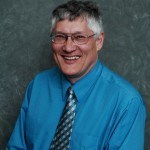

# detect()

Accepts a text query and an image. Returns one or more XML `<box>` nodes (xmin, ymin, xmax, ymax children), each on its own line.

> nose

<box><xmin>63</xmin><ymin>37</ymin><xmax>76</xmax><ymax>52</ymax></box>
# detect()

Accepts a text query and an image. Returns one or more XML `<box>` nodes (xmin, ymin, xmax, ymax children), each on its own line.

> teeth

<box><xmin>64</xmin><ymin>56</ymin><xmax>80</xmax><ymax>60</ymax></box>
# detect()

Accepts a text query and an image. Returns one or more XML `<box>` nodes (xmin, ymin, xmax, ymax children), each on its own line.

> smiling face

<box><xmin>52</xmin><ymin>18</ymin><xmax>104</xmax><ymax>83</ymax></box>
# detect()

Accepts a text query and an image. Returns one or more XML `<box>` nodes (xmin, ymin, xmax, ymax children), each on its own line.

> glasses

<box><xmin>51</xmin><ymin>33</ymin><xmax>96</xmax><ymax>45</ymax></box>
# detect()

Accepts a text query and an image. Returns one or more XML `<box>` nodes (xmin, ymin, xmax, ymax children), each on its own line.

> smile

<box><xmin>63</xmin><ymin>56</ymin><xmax>80</xmax><ymax>60</ymax></box>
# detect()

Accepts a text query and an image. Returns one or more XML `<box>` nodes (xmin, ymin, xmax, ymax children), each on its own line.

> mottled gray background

<box><xmin>0</xmin><ymin>0</ymin><xmax>150</xmax><ymax>149</ymax></box>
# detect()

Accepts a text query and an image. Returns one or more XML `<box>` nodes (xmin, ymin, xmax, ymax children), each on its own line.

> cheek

<box><xmin>52</xmin><ymin>45</ymin><xmax>59</xmax><ymax>60</ymax></box>
<box><xmin>52</xmin><ymin>44</ymin><xmax>62</xmax><ymax>52</ymax></box>
<box><xmin>81</xmin><ymin>45</ymin><xmax>97</xmax><ymax>57</ymax></box>
<box><xmin>52</xmin><ymin>45</ymin><xmax>57</xmax><ymax>52</ymax></box>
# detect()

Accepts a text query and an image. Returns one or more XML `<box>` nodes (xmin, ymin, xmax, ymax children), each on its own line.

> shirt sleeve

<box><xmin>6</xmin><ymin>81</ymin><xmax>33</xmax><ymax>150</ymax></box>
<box><xmin>106</xmin><ymin>97</ymin><xmax>146</xmax><ymax>150</ymax></box>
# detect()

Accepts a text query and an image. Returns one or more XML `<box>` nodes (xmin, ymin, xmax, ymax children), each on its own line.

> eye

<box><xmin>51</xmin><ymin>34</ymin><xmax>66</xmax><ymax>43</ymax></box>
<box><xmin>74</xmin><ymin>34</ymin><xmax>86</xmax><ymax>40</ymax></box>
<box><xmin>55</xmin><ymin>34</ymin><xmax>66</xmax><ymax>40</ymax></box>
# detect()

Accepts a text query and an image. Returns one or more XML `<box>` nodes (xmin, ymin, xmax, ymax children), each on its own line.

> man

<box><xmin>7</xmin><ymin>0</ymin><xmax>146</xmax><ymax>149</ymax></box>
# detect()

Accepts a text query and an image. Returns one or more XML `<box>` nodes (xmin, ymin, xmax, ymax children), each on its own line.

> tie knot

<box><xmin>68</xmin><ymin>87</ymin><xmax>74</xmax><ymax>95</ymax></box>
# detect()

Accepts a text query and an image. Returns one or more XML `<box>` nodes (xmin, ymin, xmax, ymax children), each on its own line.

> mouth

<box><xmin>63</xmin><ymin>56</ymin><xmax>80</xmax><ymax>60</ymax></box>
<box><xmin>61</xmin><ymin>55</ymin><xmax>81</xmax><ymax>64</ymax></box>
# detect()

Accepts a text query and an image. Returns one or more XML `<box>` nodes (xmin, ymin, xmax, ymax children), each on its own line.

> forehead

<box><xmin>53</xmin><ymin>18</ymin><xmax>93</xmax><ymax>34</ymax></box>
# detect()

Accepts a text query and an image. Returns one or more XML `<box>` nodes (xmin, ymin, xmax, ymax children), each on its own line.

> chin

<box><xmin>63</xmin><ymin>71</ymin><xmax>78</xmax><ymax>77</ymax></box>
<box><xmin>60</xmin><ymin>66</ymin><xmax>79</xmax><ymax>75</ymax></box>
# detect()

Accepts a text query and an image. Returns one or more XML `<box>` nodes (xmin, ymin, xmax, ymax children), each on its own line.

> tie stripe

<box><xmin>50</xmin><ymin>87</ymin><xmax>76</xmax><ymax>150</ymax></box>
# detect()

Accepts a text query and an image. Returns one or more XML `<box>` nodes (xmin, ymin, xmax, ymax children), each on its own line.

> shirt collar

<box><xmin>61</xmin><ymin>73</ymin><xmax>72</xmax><ymax>101</ymax></box>
<box><xmin>61</xmin><ymin>60</ymin><xmax>103</xmax><ymax>102</ymax></box>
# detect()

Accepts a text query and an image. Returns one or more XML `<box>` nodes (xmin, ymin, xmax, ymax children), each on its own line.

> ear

<box><xmin>96</xmin><ymin>32</ymin><xmax>104</xmax><ymax>51</ymax></box>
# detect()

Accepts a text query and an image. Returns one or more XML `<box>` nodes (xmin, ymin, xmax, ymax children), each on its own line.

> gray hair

<box><xmin>51</xmin><ymin>0</ymin><xmax>104</xmax><ymax>37</ymax></box>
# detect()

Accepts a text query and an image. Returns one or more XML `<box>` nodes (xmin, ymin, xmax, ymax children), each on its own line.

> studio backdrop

<box><xmin>0</xmin><ymin>0</ymin><xmax>150</xmax><ymax>149</ymax></box>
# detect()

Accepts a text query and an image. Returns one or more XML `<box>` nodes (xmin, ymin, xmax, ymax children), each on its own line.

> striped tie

<box><xmin>50</xmin><ymin>87</ymin><xmax>76</xmax><ymax>150</ymax></box>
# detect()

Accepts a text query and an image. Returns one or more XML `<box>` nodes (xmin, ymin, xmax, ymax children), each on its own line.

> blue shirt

<box><xmin>7</xmin><ymin>60</ymin><xmax>146</xmax><ymax>150</ymax></box>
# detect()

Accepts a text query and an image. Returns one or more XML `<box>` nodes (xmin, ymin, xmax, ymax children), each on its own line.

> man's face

<box><xmin>52</xmin><ymin>18</ymin><xmax>104</xmax><ymax>83</ymax></box>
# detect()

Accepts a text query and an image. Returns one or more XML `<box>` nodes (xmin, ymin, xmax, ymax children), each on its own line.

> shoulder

<box><xmin>101</xmin><ymin>64</ymin><xmax>144</xmax><ymax>107</ymax></box>
<box><xmin>101</xmin><ymin>65</ymin><xmax>140</xmax><ymax>96</ymax></box>
<box><xmin>27</xmin><ymin>66</ymin><xmax>61</xmax><ymax>90</ymax></box>
<box><xmin>33</xmin><ymin>66</ymin><xmax>61</xmax><ymax>83</ymax></box>
<box><xmin>100</xmin><ymin>64</ymin><xmax>146</xmax><ymax>117</ymax></box>
<box><xmin>25</xmin><ymin>66</ymin><xmax>62</xmax><ymax>100</ymax></box>
<box><xmin>35</xmin><ymin>66</ymin><xmax>60</xmax><ymax>79</ymax></box>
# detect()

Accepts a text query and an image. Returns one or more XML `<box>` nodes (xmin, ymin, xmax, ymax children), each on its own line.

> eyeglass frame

<box><xmin>50</xmin><ymin>32</ymin><xmax>97</xmax><ymax>45</ymax></box>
